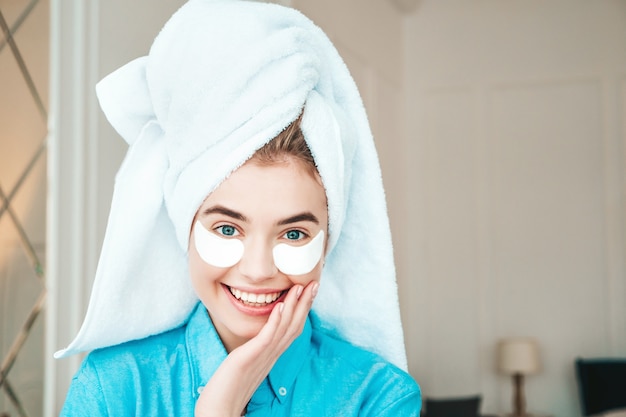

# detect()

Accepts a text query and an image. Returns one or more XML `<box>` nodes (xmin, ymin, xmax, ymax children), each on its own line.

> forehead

<box><xmin>199</xmin><ymin>159</ymin><xmax>328</xmax><ymax>222</ymax></box>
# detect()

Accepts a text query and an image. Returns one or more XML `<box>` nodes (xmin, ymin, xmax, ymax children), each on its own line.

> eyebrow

<box><xmin>202</xmin><ymin>205</ymin><xmax>248</xmax><ymax>222</ymax></box>
<box><xmin>202</xmin><ymin>205</ymin><xmax>319</xmax><ymax>226</ymax></box>
<box><xmin>277</xmin><ymin>212</ymin><xmax>320</xmax><ymax>226</ymax></box>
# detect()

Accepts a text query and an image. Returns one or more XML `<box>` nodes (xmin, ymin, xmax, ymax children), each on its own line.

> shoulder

<box><xmin>311</xmin><ymin>325</ymin><xmax>416</xmax><ymax>383</ymax></box>
<box><xmin>74</xmin><ymin>324</ymin><xmax>188</xmax><ymax>393</ymax></box>
<box><xmin>62</xmin><ymin>325</ymin><xmax>189</xmax><ymax>415</ymax></box>
<box><xmin>86</xmin><ymin>324</ymin><xmax>186</xmax><ymax>367</ymax></box>
<box><xmin>309</xmin><ymin>324</ymin><xmax>421</xmax><ymax>415</ymax></box>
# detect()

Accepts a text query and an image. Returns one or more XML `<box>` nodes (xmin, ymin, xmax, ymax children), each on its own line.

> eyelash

<box><xmin>213</xmin><ymin>224</ymin><xmax>309</xmax><ymax>242</ymax></box>
<box><xmin>215</xmin><ymin>225</ymin><xmax>240</xmax><ymax>237</ymax></box>
<box><xmin>283</xmin><ymin>229</ymin><xmax>308</xmax><ymax>241</ymax></box>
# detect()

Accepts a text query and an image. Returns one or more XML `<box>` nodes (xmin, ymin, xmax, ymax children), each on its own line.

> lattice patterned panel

<box><xmin>0</xmin><ymin>0</ymin><xmax>48</xmax><ymax>416</ymax></box>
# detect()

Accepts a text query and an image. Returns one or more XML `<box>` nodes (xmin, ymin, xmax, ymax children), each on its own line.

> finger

<box><xmin>250</xmin><ymin>284</ymin><xmax>300</xmax><ymax>350</ymax></box>
<box><xmin>288</xmin><ymin>281</ymin><xmax>318</xmax><ymax>333</ymax></box>
<box><xmin>249</xmin><ymin>283</ymin><xmax>314</xmax><ymax>354</ymax></box>
<box><xmin>294</xmin><ymin>281</ymin><xmax>318</xmax><ymax>316</ymax></box>
<box><xmin>274</xmin><ymin>282</ymin><xmax>317</xmax><ymax>345</ymax></box>
<box><xmin>251</xmin><ymin>300</ymin><xmax>284</xmax><ymax>348</ymax></box>
<box><xmin>274</xmin><ymin>284</ymin><xmax>302</xmax><ymax>327</ymax></box>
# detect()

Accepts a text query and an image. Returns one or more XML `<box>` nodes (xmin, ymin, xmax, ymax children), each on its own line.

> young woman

<box><xmin>57</xmin><ymin>1</ymin><xmax>421</xmax><ymax>415</ymax></box>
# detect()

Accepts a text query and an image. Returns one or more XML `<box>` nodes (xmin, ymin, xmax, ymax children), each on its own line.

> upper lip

<box><xmin>223</xmin><ymin>284</ymin><xmax>290</xmax><ymax>294</ymax></box>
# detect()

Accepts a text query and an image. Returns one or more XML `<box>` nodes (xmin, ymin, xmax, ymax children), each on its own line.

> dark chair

<box><xmin>575</xmin><ymin>357</ymin><xmax>626</xmax><ymax>416</ymax></box>
<box><xmin>422</xmin><ymin>395</ymin><xmax>482</xmax><ymax>417</ymax></box>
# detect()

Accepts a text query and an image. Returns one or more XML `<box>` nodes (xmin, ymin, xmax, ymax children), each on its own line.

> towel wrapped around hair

<box><xmin>55</xmin><ymin>0</ymin><xmax>408</xmax><ymax>371</ymax></box>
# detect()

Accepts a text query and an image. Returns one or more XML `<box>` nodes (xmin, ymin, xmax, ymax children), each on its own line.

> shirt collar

<box><xmin>185</xmin><ymin>302</ymin><xmax>313</xmax><ymax>403</ymax></box>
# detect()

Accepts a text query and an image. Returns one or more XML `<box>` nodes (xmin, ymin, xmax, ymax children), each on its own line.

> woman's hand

<box><xmin>194</xmin><ymin>281</ymin><xmax>319</xmax><ymax>417</ymax></box>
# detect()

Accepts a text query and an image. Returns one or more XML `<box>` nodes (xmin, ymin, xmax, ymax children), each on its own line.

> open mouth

<box><xmin>226</xmin><ymin>285</ymin><xmax>287</xmax><ymax>307</ymax></box>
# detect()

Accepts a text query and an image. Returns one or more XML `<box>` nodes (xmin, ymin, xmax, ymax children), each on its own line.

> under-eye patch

<box><xmin>193</xmin><ymin>221</ymin><xmax>324</xmax><ymax>275</ymax></box>
<box><xmin>273</xmin><ymin>230</ymin><xmax>325</xmax><ymax>275</ymax></box>
<box><xmin>193</xmin><ymin>221</ymin><xmax>244</xmax><ymax>267</ymax></box>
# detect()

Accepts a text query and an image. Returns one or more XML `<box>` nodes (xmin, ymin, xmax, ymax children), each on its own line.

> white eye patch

<box><xmin>273</xmin><ymin>230</ymin><xmax>325</xmax><ymax>275</ymax></box>
<box><xmin>193</xmin><ymin>221</ymin><xmax>244</xmax><ymax>267</ymax></box>
<box><xmin>193</xmin><ymin>221</ymin><xmax>325</xmax><ymax>275</ymax></box>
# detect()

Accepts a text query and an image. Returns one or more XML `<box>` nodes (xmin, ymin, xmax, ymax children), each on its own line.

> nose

<box><xmin>237</xmin><ymin>237</ymin><xmax>278</xmax><ymax>282</ymax></box>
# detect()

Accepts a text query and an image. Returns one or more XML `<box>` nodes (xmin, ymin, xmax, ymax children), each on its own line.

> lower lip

<box><xmin>222</xmin><ymin>284</ymin><xmax>287</xmax><ymax>317</ymax></box>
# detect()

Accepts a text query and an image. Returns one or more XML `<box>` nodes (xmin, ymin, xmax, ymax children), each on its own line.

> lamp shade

<box><xmin>497</xmin><ymin>338</ymin><xmax>541</xmax><ymax>375</ymax></box>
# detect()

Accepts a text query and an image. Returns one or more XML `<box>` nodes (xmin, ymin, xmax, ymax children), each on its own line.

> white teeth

<box><xmin>229</xmin><ymin>287</ymin><xmax>281</xmax><ymax>305</ymax></box>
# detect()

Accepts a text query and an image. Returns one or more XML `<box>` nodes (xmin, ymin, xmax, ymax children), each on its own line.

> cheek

<box><xmin>188</xmin><ymin>251</ymin><xmax>209</xmax><ymax>288</ymax></box>
<box><xmin>288</xmin><ymin>259</ymin><xmax>324</xmax><ymax>287</ymax></box>
<box><xmin>273</xmin><ymin>230</ymin><xmax>325</xmax><ymax>275</ymax></box>
<box><xmin>188</xmin><ymin>240</ymin><xmax>222</xmax><ymax>288</ymax></box>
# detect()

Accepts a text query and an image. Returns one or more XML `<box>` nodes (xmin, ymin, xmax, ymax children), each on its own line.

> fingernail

<box><xmin>278</xmin><ymin>303</ymin><xmax>284</xmax><ymax>313</ymax></box>
<box><xmin>312</xmin><ymin>283</ymin><xmax>319</xmax><ymax>298</ymax></box>
<box><xmin>296</xmin><ymin>285</ymin><xmax>304</xmax><ymax>298</ymax></box>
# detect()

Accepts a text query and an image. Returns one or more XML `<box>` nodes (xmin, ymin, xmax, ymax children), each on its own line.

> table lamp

<box><xmin>497</xmin><ymin>337</ymin><xmax>541</xmax><ymax>417</ymax></box>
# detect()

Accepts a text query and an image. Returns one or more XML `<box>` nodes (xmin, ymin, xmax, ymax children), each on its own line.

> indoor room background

<box><xmin>0</xmin><ymin>0</ymin><xmax>624</xmax><ymax>416</ymax></box>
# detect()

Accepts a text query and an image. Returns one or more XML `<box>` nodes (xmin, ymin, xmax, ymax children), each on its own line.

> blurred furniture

<box><xmin>422</xmin><ymin>395</ymin><xmax>496</xmax><ymax>417</ymax></box>
<box><xmin>495</xmin><ymin>414</ymin><xmax>551</xmax><ymax>417</ymax></box>
<box><xmin>575</xmin><ymin>358</ymin><xmax>626</xmax><ymax>416</ymax></box>
<box><xmin>497</xmin><ymin>338</ymin><xmax>541</xmax><ymax>417</ymax></box>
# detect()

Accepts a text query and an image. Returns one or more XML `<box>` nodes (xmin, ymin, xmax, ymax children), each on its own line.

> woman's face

<box><xmin>188</xmin><ymin>158</ymin><xmax>328</xmax><ymax>352</ymax></box>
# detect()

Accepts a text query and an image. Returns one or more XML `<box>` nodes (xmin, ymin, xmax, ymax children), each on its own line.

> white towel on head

<box><xmin>55</xmin><ymin>0</ymin><xmax>408</xmax><ymax>371</ymax></box>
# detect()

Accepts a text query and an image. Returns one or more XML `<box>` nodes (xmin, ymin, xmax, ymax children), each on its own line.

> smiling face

<box><xmin>188</xmin><ymin>158</ymin><xmax>328</xmax><ymax>352</ymax></box>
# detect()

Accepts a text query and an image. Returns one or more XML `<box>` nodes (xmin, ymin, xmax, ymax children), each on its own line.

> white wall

<box><xmin>404</xmin><ymin>1</ymin><xmax>626</xmax><ymax>416</ymax></box>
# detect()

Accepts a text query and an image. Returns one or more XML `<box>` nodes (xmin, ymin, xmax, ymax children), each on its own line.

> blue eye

<box><xmin>216</xmin><ymin>225</ymin><xmax>238</xmax><ymax>237</ymax></box>
<box><xmin>285</xmin><ymin>230</ymin><xmax>304</xmax><ymax>241</ymax></box>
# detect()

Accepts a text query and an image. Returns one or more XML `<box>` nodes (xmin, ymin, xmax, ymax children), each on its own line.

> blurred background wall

<box><xmin>405</xmin><ymin>3</ymin><xmax>626</xmax><ymax>416</ymax></box>
<box><xmin>0</xmin><ymin>0</ymin><xmax>48</xmax><ymax>415</ymax></box>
